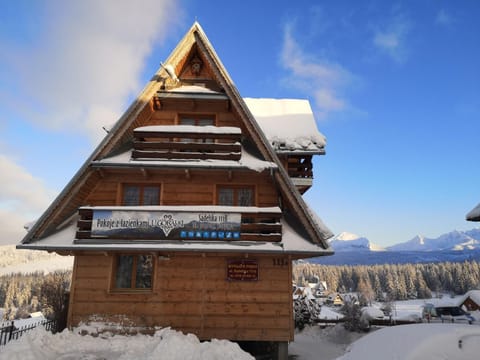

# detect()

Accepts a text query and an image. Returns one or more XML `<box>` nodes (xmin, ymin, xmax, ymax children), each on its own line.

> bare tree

<box><xmin>40</xmin><ymin>270</ymin><xmax>71</xmax><ymax>321</ymax></box>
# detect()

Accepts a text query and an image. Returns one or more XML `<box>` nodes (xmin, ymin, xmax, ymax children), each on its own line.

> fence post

<box><xmin>8</xmin><ymin>321</ymin><xmax>14</xmax><ymax>341</ymax></box>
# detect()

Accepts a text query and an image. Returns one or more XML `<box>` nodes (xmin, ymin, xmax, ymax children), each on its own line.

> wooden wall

<box><xmin>68</xmin><ymin>252</ymin><xmax>294</xmax><ymax>342</ymax></box>
<box><xmin>62</xmin><ymin>86</ymin><xmax>294</xmax><ymax>342</ymax></box>
<box><xmin>84</xmin><ymin>169</ymin><xmax>279</xmax><ymax>207</ymax></box>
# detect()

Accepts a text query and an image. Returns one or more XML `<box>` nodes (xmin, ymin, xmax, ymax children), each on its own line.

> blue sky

<box><xmin>0</xmin><ymin>0</ymin><xmax>479</xmax><ymax>246</ymax></box>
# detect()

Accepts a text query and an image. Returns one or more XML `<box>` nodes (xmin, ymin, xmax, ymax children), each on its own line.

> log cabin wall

<box><xmin>68</xmin><ymin>252</ymin><xmax>293</xmax><ymax>342</ymax></box>
<box><xmin>84</xmin><ymin>169</ymin><xmax>279</xmax><ymax>207</ymax></box>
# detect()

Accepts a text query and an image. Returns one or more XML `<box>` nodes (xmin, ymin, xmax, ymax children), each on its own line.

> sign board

<box><xmin>91</xmin><ymin>210</ymin><xmax>241</xmax><ymax>240</ymax></box>
<box><xmin>227</xmin><ymin>259</ymin><xmax>258</xmax><ymax>281</ymax></box>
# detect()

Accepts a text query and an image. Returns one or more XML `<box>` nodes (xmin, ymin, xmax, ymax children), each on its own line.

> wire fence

<box><xmin>0</xmin><ymin>318</ymin><xmax>57</xmax><ymax>347</ymax></box>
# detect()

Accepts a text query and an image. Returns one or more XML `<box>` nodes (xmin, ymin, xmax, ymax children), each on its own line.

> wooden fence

<box><xmin>0</xmin><ymin>319</ymin><xmax>57</xmax><ymax>346</ymax></box>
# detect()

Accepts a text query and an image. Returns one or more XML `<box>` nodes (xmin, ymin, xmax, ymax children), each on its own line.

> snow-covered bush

<box><xmin>340</xmin><ymin>301</ymin><xmax>365</xmax><ymax>332</ymax></box>
<box><xmin>293</xmin><ymin>295</ymin><xmax>321</xmax><ymax>330</ymax></box>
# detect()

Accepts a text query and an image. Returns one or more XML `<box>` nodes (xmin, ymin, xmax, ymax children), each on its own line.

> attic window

<box><xmin>122</xmin><ymin>185</ymin><xmax>160</xmax><ymax>205</ymax></box>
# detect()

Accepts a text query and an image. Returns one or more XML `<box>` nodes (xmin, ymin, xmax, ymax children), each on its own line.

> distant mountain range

<box><xmin>387</xmin><ymin>229</ymin><xmax>480</xmax><ymax>251</ymax></box>
<box><xmin>310</xmin><ymin>228</ymin><xmax>480</xmax><ymax>265</ymax></box>
<box><xmin>330</xmin><ymin>229</ymin><xmax>480</xmax><ymax>252</ymax></box>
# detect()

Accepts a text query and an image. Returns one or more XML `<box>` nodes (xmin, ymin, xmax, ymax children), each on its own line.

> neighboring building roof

<box><xmin>458</xmin><ymin>290</ymin><xmax>480</xmax><ymax>306</ymax></box>
<box><xmin>466</xmin><ymin>203</ymin><xmax>480</xmax><ymax>222</ymax></box>
<box><xmin>244</xmin><ymin>98</ymin><xmax>326</xmax><ymax>154</ymax></box>
<box><xmin>18</xmin><ymin>22</ymin><xmax>333</xmax><ymax>255</ymax></box>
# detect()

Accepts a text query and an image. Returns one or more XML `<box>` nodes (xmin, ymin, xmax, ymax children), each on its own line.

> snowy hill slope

<box><xmin>0</xmin><ymin>245</ymin><xmax>73</xmax><ymax>275</ymax></box>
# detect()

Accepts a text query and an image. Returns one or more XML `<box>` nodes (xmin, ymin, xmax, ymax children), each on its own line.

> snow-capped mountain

<box><xmin>329</xmin><ymin>232</ymin><xmax>385</xmax><ymax>252</ymax></box>
<box><xmin>311</xmin><ymin>228</ymin><xmax>480</xmax><ymax>265</ymax></box>
<box><xmin>387</xmin><ymin>228</ymin><xmax>480</xmax><ymax>251</ymax></box>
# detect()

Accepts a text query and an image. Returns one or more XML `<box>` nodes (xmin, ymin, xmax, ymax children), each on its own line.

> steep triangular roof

<box><xmin>19</xmin><ymin>22</ymin><xmax>333</xmax><ymax>253</ymax></box>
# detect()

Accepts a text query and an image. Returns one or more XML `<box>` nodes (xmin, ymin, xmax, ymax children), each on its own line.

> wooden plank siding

<box><xmin>68</xmin><ymin>253</ymin><xmax>293</xmax><ymax>341</ymax></box>
<box><xmin>83</xmin><ymin>170</ymin><xmax>278</xmax><ymax>208</ymax></box>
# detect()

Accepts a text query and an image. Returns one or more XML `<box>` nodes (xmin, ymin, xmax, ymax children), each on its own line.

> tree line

<box><xmin>0</xmin><ymin>270</ymin><xmax>71</xmax><ymax>321</ymax></box>
<box><xmin>293</xmin><ymin>260</ymin><xmax>480</xmax><ymax>301</ymax></box>
<box><xmin>1</xmin><ymin>260</ymin><xmax>479</xmax><ymax>322</ymax></box>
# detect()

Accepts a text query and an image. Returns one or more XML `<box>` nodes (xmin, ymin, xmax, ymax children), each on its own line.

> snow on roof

<box><xmin>319</xmin><ymin>306</ymin><xmax>344</xmax><ymax>320</ymax></box>
<box><xmin>304</xmin><ymin>202</ymin><xmax>335</xmax><ymax>243</ymax></box>
<box><xmin>23</xmin><ymin>220</ymin><xmax>37</xmax><ymax>232</ymax></box>
<box><xmin>94</xmin><ymin>147</ymin><xmax>277</xmax><ymax>173</ymax></box>
<box><xmin>80</xmin><ymin>205</ymin><xmax>281</xmax><ymax>213</ymax></box>
<box><xmin>459</xmin><ymin>290</ymin><xmax>480</xmax><ymax>306</ymax></box>
<box><xmin>244</xmin><ymin>98</ymin><xmax>326</xmax><ymax>154</ymax></box>
<box><xmin>157</xmin><ymin>85</ymin><xmax>229</xmax><ymax>100</ymax></box>
<box><xmin>134</xmin><ymin>125</ymin><xmax>241</xmax><ymax>134</ymax></box>
<box><xmin>360</xmin><ymin>307</ymin><xmax>384</xmax><ymax>322</ymax></box>
<box><xmin>466</xmin><ymin>202</ymin><xmax>480</xmax><ymax>221</ymax></box>
<box><xmin>168</xmin><ymin>84</ymin><xmax>223</xmax><ymax>94</ymax></box>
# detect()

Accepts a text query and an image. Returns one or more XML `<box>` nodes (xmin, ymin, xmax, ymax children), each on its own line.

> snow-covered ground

<box><xmin>4</xmin><ymin>322</ymin><xmax>479</xmax><ymax>360</ymax></box>
<box><xmin>0</xmin><ymin>325</ymin><xmax>254</xmax><ymax>360</ymax></box>
<box><xmin>289</xmin><ymin>325</ymin><xmax>364</xmax><ymax>359</ymax></box>
<box><xmin>338</xmin><ymin>323</ymin><xmax>480</xmax><ymax>360</ymax></box>
<box><xmin>2</xmin><ymin>300</ymin><xmax>480</xmax><ymax>359</ymax></box>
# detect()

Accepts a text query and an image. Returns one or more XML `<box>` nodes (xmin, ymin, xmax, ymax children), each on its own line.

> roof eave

<box><xmin>16</xmin><ymin>242</ymin><xmax>333</xmax><ymax>258</ymax></box>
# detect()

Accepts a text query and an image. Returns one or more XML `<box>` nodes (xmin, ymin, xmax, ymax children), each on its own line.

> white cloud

<box><xmin>373</xmin><ymin>15</ymin><xmax>411</xmax><ymax>63</ymax></box>
<box><xmin>281</xmin><ymin>24</ymin><xmax>352</xmax><ymax>118</ymax></box>
<box><xmin>5</xmin><ymin>0</ymin><xmax>180</xmax><ymax>144</ymax></box>
<box><xmin>0</xmin><ymin>154</ymin><xmax>57</xmax><ymax>245</ymax></box>
<box><xmin>0</xmin><ymin>0</ymin><xmax>181</xmax><ymax>244</ymax></box>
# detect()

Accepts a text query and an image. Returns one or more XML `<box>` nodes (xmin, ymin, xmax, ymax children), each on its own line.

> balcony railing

<box><xmin>132</xmin><ymin>125</ymin><xmax>242</xmax><ymax>161</ymax></box>
<box><xmin>75</xmin><ymin>206</ymin><xmax>282</xmax><ymax>243</ymax></box>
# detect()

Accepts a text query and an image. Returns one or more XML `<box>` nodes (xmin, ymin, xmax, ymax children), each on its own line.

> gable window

<box><xmin>122</xmin><ymin>185</ymin><xmax>160</xmax><ymax>205</ymax></box>
<box><xmin>179</xmin><ymin>115</ymin><xmax>214</xmax><ymax>127</ymax></box>
<box><xmin>113</xmin><ymin>254</ymin><xmax>153</xmax><ymax>290</ymax></box>
<box><xmin>179</xmin><ymin>115</ymin><xmax>215</xmax><ymax>143</ymax></box>
<box><xmin>217</xmin><ymin>186</ymin><xmax>254</xmax><ymax>206</ymax></box>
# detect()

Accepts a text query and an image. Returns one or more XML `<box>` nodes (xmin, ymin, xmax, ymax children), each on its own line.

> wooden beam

<box><xmin>96</xmin><ymin>168</ymin><xmax>105</xmax><ymax>178</ymax></box>
<box><xmin>153</xmin><ymin>97</ymin><xmax>162</xmax><ymax>110</ymax></box>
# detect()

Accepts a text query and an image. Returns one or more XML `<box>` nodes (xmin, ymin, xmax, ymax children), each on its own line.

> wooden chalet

<box><xmin>18</xmin><ymin>22</ymin><xmax>333</xmax><ymax>358</ymax></box>
<box><xmin>459</xmin><ymin>290</ymin><xmax>480</xmax><ymax>312</ymax></box>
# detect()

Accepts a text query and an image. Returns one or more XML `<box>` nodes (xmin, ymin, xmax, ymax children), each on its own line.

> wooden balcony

<box><xmin>283</xmin><ymin>155</ymin><xmax>313</xmax><ymax>194</ymax></box>
<box><xmin>286</xmin><ymin>155</ymin><xmax>313</xmax><ymax>178</ymax></box>
<box><xmin>132</xmin><ymin>125</ymin><xmax>242</xmax><ymax>161</ymax></box>
<box><xmin>75</xmin><ymin>206</ymin><xmax>282</xmax><ymax>243</ymax></box>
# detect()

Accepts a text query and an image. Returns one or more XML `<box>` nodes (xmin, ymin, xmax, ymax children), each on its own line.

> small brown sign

<box><xmin>226</xmin><ymin>259</ymin><xmax>258</xmax><ymax>281</ymax></box>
